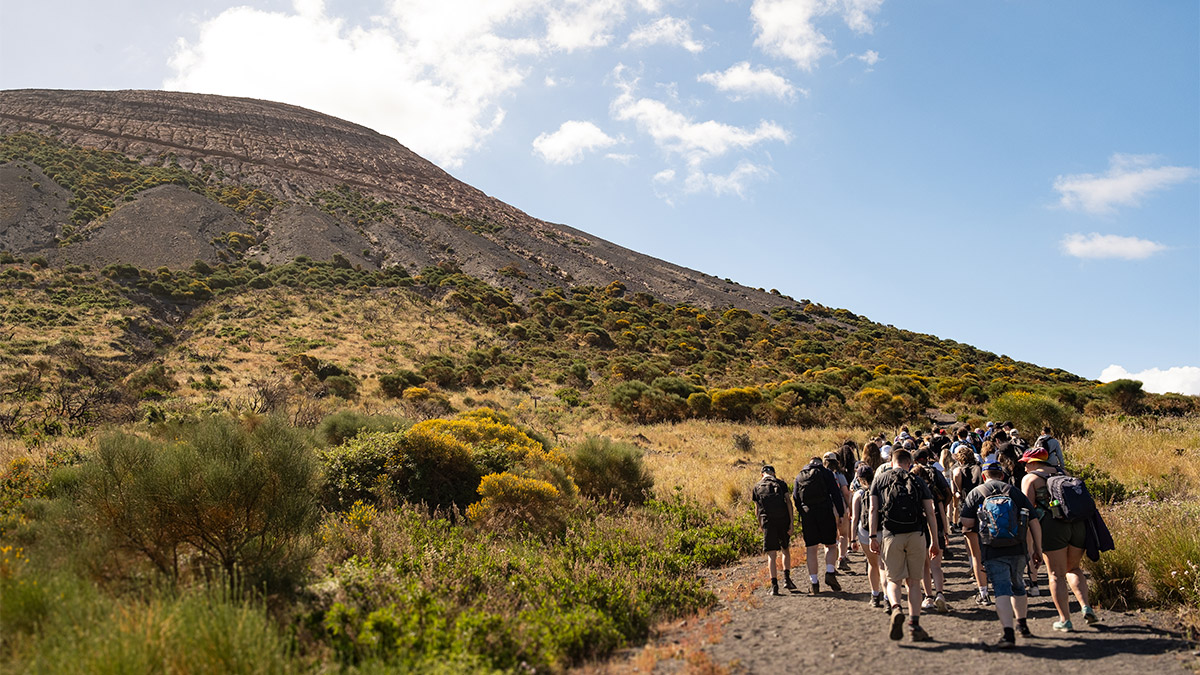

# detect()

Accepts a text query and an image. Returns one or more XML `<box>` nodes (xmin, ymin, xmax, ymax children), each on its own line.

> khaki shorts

<box><xmin>881</xmin><ymin>531</ymin><xmax>927</xmax><ymax>583</ymax></box>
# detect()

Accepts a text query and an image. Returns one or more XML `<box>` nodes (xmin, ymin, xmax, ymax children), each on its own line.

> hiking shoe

<box><xmin>910</xmin><ymin>624</ymin><xmax>932</xmax><ymax>642</ymax></box>
<box><xmin>889</xmin><ymin>610</ymin><xmax>905</xmax><ymax>640</ymax></box>
<box><xmin>992</xmin><ymin>634</ymin><xmax>1015</xmax><ymax>650</ymax></box>
<box><xmin>824</xmin><ymin>572</ymin><xmax>841</xmax><ymax>592</ymax></box>
<box><xmin>838</xmin><ymin>557</ymin><xmax>852</xmax><ymax>571</ymax></box>
<box><xmin>811</xmin><ymin>583</ymin><xmax>820</xmax><ymax>595</ymax></box>
<box><xmin>783</xmin><ymin>576</ymin><xmax>798</xmax><ymax>591</ymax></box>
<box><xmin>921</xmin><ymin>597</ymin><xmax>936</xmax><ymax>611</ymax></box>
<box><xmin>769</xmin><ymin>581</ymin><xmax>782</xmax><ymax>597</ymax></box>
<box><xmin>870</xmin><ymin>594</ymin><xmax>883</xmax><ymax>608</ymax></box>
<box><xmin>935</xmin><ymin>594</ymin><xmax>948</xmax><ymax>614</ymax></box>
<box><xmin>1027</xmin><ymin>583</ymin><xmax>1040</xmax><ymax>597</ymax></box>
<box><xmin>1052</xmin><ymin>619</ymin><xmax>1074</xmax><ymax>632</ymax></box>
<box><xmin>1017</xmin><ymin>623</ymin><xmax>1032</xmax><ymax>638</ymax></box>
<box><xmin>1082</xmin><ymin>607</ymin><xmax>1099</xmax><ymax>625</ymax></box>
<box><xmin>975</xmin><ymin>593</ymin><xmax>992</xmax><ymax>607</ymax></box>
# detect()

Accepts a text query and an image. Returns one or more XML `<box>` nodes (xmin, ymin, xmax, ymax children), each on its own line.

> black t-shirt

<box><xmin>960</xmin><ymin>479</ymin><xmax>1034</xmax><ymax>560</ymax></box>
<box><xmin>869</xmin><ymin>468</ymin><xmax>933</xmax><ymax>535</ymax></box>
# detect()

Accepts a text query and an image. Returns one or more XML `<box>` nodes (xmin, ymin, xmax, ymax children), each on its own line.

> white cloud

<box><xmin>698</xmin><ymin>62</ymin><xmax>797</xmax><ymax>100</ymax></box>
<box><xmin>653</xmin><ymin>168</ymin><xmax>676</xmax><ymax>183</ymax></box>
<box><xmin>751</xmin><ymin>0</ymin><xmax>885</xmax><ymax>70</ymax></box>
<box><xmin>546</xmin><ymin>0</ymin><xmax>628</xmax><ymax>51</ymax></box>
<box><xmin>1060</xmin><ymin>232</ymin><xmax>1167</xmax><ymax>260</ymax></box>
<box><xmin>683</xmin><ymin>161</ymin><xmax>771</xmax><ymax>197</ymax></box>
<box><xmin>625</xmin><ymin>16</ymin><xmax>703</xmax><ymax>53</ymax></box>
<box><xmin>166</xmin><ymin>0</ymin><xmax>659</xmax><ymax>168</ymax></box>
<box><xmin>1053</xmin><ymin>153</ymin><xmax>1199</xmax><ymax>214</ymax></box>
<box><xmin>1100</xmin><ymin>365</ymin><xmax>1200</xmax><ymax>396</ymax></box>
<box><xmin>857</xmin><ymin>49</ymin><xmax>880</xmax><ymax>66</ymax></box>
<box><xmin>611</xmin><ymin>72</ymin><xmax>790</xmax><ymax>168</ymax></box>
<box><xmin>605</xmin><ymin>152</ymin><xmax>635</xmax><ymax>163</ymax></box>
<box><xmin>532</xmin><ymin>120</ymin><xmax>618</xmax><ymax>164</ymax></box>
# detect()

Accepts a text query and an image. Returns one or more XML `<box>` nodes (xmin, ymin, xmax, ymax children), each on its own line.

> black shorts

<box><xmin>763</xmin><ymin>521</ymin><xmax>791</xmax><ymax>552</ymax></box>
<box><xmin>800</xmin><ymin>507</ymin><xmax>838</xmax><ymax>547</ymax></box>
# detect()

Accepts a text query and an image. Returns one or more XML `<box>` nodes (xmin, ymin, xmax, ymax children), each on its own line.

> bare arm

<box><xmin>868</xmin><ymin>494</ymin><xmax>881</xmax><ymax>553</ymax></box>
<box><xmin>924</xmin><ymin>498</ymin><xmax>941</xmax><ymax>557</ymax></box>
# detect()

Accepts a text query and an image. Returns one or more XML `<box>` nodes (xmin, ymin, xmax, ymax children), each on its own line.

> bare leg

<box><xmin>995</xmin><ymin>595</ymin><xmax>1014</xmax><ymax>628</ymax></box>
<box><xmin>906</xmin><ymin>578</ymin><xmax>922</xmax><ymax>617</ymax></box>
<box><xmin>806</xmin><ymin>545</ymin><xmax>820</xmax><ymax>577</ymax></box>
<box><xmin>866</xmin><ymin>551</ymin><xmax>882</xmax><ymax>593</ymax></box>
<box><xmin>1044</xmin><ymin>548</ymin><xmax>1071</xmax><ymax>622</ymax></box>
<box><xmin>1064</xmin><ymin>546</ymin><xmax>1091</xmax><ymax>608</ymax></box>
<box><xmin>931</xmin><ymin>552</ymin><xmax>945</xmax><ymax>593</ymax></box>
<box><xmin>766</xmin><ymin>550</ymin><xmax>778</xmax><ymax>579</ymax></box>
<box><xmin>781</xmin><ymin>546</ymin><xmax>791</xmax><ymax>574</ymax></box>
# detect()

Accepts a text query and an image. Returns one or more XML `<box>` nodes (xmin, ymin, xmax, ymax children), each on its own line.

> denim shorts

<box><xmin>983</xmin><ymin>554</ymin><xmax>1027</xmax><ymax>597</ymax></box>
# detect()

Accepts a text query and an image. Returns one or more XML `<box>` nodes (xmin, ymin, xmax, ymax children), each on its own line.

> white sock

<box><xmin>810</xmin><ymin>574</ymin><xmax>819</xmax><ymax>584</ymax></box>
<box><xmin>872</xmin><ymin>591</ymin><xmax>882</xmax><ymax>597</ymax></box>
<box><xmin>978</xmin><ymin>586</ymin><xmax>988</xmax><ymax>596</ymax></box>
<box><xmin>826</xmin><ymin>564</ymin><xmax>836</xmax><ymax>574</ymax></box>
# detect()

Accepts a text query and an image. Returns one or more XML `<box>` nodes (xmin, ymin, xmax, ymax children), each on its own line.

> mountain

<box><xmin>0</xmin><ymin>89</ymin><xmax>794</xmax><ymax>315</ymax></box>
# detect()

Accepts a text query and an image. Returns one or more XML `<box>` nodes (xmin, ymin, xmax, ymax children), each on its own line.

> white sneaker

<box><xmin>921</xmin><ymin>597</ymin><xmax>936</xmax><ymax>610</ymax></box>
<box><xmin>1028</xmin><ymin>583</ymin><xmax>1040</xmax><ymax>597</ymax></box>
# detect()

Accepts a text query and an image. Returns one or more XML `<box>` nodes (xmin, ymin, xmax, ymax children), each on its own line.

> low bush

<box><xmin>569</xmin><ymin>437</ymin><xmax>653</xmax><ymax>506</ymax></box>
<box><xmin>75</xmin><ymin>415</ymin><xmax>320</xmax><ymax>591</ymax></box>
<box><xmin>466</xmin><ymin>472</ymin><xmax>569</xmax><ymax>534</ymax></box>
<box><xmin>988</xmin><ymin>391</ymin><xmax>1083</xmax><ymax>442</ymax></box>
<box><xmin>316</xmin><ymin>409</ymin><xmax>409</xmax><ymax>446</ymax></box>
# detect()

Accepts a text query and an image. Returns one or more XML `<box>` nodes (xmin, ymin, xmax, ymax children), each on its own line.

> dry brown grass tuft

<box><xmin>1070</xmin><ymin>416</ymin><xmax>1200</xmax><ymax>494</ymax></box>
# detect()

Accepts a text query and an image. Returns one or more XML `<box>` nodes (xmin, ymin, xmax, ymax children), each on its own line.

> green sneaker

<box><xmin>1052</xmin><ymin>619</ymin><xmax>1074</xmax><ymax>632</ymax></box>
<box><xmin>1082</xmin><ymin>606</ymin><xmax>1099</xmax><ymax>624</ymax></box>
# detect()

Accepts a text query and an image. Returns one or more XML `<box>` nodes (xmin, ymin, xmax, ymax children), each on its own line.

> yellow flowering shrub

<box><xmin>466</xmin><ymin>472</ymin><xmax>566</xmax><ymax>533</ymax></box>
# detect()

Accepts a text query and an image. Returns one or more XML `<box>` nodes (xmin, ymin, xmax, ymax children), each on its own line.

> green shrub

<box><xmin>323</xmin><ymin>374</ymin><xmax>359</xmax><ymax>400</ymax></box>
<box><xmin>317</xmin><ymin>409</ymin><xmax>410</xmax><ymax>446</ymax></box>
<box><xmin>988</xmin><ymin>391</ymin><xmax>1084</xmax><ymax>442</ymax></box>
<box><xmin>569</xmin><ymin>437</ymin><xmax>654</xmax><ymax>505</ymax></box>
<box><xmin>379</xmin><ymin>369</ymin><xmax>425</xmax><ymax>398</ymax></box>
<box><xmin>77</xmin><ymin>415</ymin><xmax>320</xmax><ymax>591</ymax></box>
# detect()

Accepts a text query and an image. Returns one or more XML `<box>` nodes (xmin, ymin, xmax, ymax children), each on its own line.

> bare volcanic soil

<box><xmin>598</xmin><ymin>534</ymin><xmax>1196</xmax><ymax>674</ymax></box>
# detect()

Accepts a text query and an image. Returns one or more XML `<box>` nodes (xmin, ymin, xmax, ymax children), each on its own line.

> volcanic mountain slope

<box><xmin>0</xmin><ymin>89</ymin><xmax>794</xmax><ymax>314</ymax></box>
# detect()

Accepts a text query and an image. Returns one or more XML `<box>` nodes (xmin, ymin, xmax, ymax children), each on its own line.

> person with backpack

<box><xmin>794</xmin><ymin>456</ymin><xmax>846</xmax><ymax>594</ymax></box>
<box><xmin>868</xmin><ymin>448</ymin><xmax>940</xmax><ymax>642</ymax></box>
<box><xmin>751</xmin><ymin>465</ymin><xmax>798</xmax><ymax>596</ymax></box>
<box><xmin>1020</xmin><ymin>447</ymin><xmax>1098</xmax><ymax>630</ymax></box>
<box><xmin>824</xmin><ymin>454</ymin><xmax>855</xmax><ymax>572</ymax></box>
<box><xmin>1034</xmin><ymin>426</ymin><xmax>1065</xmax><ymax>470</ymax></box>
<box><xmin>911</xmin><ymin>461</ymin><xmax>950</xmax><ymax>614</ymax></box>
<box><xmin>850</xmin><ymin>464</ymin><xmax>884</xmax><ymax>607</ymax></box>
<box><xmin>960</xmin><ymin>462</ymin><xmax>1043</xmax><ymax>649</ymax></box>
<box><xmin>952</xmin><ymin>446</ymin><xmax>991</xmax><ymax>604</ymax></box>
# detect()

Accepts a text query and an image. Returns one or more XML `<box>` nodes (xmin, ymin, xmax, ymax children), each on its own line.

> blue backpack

<box><xmin>977</xmin><ymin>492</ymin><xmax>1024</xmax><ymax>547</ymax></box>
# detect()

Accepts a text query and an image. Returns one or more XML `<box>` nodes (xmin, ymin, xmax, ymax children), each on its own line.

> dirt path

<box><xmin>596</xmin><ymin>535</ymin><xmax>1196</xmax><ymax>674</ymax></box>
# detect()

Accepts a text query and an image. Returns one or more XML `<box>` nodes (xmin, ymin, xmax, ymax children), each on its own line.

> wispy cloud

<box><xmin>1100</xmin><ymin>364</ymin><xmax>1200</xmax><ymax>396</ymax></box>
<box><xmin>1053</xmin><ymin>153</ymin><xmax>1198</xmax><ymax>214</ymax></box>
<box><xmin>625</xmin><ymin>16</ymin><xmax>703</xmax><ymax>53</ymax></box>
<box><xmin>751</xmin><ymin>0</ymin><xmax>884</xmax><ymax>71</ymax></box>
<box><xmin>611</xmin><ymin>68</ymin><xmax>790</xmax><ymax>168</ymax></box>
<box><xmin>857</xmin><ymin>49</ymin><xmax>880</xmax><ymax>66</ymax></box>
<box><xmin>1060</xmin><ymin>232</ymin><xmax>1167</xmax><ymax>260</ymax></box>
<box><xmin>532</xmin><ymin>120</ymin><xmax>618</xmax><ymax>164</ymax></box>
<box><xmin>683</xmin><ymin>161</ymin><xmax>771</xmax><ymax>197</ymax></box>
<box><xmin>698</xmin><ymin>62</ymin><xmax>799</xmax><ymax>100</ymax></box>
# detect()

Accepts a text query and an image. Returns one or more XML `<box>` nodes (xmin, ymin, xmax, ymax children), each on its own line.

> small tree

<box><xmin>569</xmin><ymin>437</ymin><xmax>654</xmax><ymax>505</ymax></box>
<box><xmin>988</xmin><ymin>392</ymin><xmax>1084</xmax><ymax>443</ymax></box>
<box><xmin>1098</xmin><ymin>379</ymin><xmax>1144</xmax><ymax>415</ymax></box>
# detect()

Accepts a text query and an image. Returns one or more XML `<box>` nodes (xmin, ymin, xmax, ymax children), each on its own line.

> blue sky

<box><xmin>2</xmin><ymin>0</ymin><xmax>1197</xmax><ymax>393</ymax></box>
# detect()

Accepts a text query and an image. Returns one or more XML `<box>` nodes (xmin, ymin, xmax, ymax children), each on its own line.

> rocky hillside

<box><xmin>0</xmin><ymin>89</ymin><xmax>793</xmax><ymax>314</ymax></box>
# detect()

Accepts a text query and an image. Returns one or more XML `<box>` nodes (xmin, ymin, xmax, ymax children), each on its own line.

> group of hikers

<box><xmin>751</xmin><ymin>422</ymin><xmax>1107</xmax><ymax>649</ymax></box>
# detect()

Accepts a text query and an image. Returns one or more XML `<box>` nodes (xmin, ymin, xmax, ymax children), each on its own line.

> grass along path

<box><xmin>597</xmin><ymin>529</ymin><xmax>1196</xmax><ymax>674</ymax></box>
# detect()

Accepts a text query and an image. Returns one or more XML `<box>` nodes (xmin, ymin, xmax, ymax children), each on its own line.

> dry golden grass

<box><xmin>563</xmin><ymin>419</ymin><xmax>875</xmax><ymax>508</ymax></box>
<box><xmin>1069</xmin><ymin>416</ymin><xmax>1200</xmax><ymax>494</ymax></box>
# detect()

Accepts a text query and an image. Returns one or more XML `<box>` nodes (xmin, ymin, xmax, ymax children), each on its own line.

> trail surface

<box><xmin>598</xmin><ymin>534</ymin><xmax>1196</xmax><ymax>674</ymax></box>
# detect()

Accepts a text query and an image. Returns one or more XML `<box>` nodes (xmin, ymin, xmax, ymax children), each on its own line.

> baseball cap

<box><xmin>761</xmin><ymin>464</ymin><xmax>776</xmax><ymax>475</ymax></box>
<box><xmin>1019</xmin><ymin>447</ymin><xmax>1049</xmax><ymax>464</ymax></box>
<box><xmin>856</xmin><ymin>464</ymin><xmax>875</xmax><ymax>482</ymax></box>
<box><xmin>982</xmin><ymin>462</ymin><xmax>1004</xmax><ymax>473</ymax></box>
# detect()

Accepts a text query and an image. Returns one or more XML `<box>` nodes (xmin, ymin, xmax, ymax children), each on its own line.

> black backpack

<box><xmin>955</xmin><ymin>465</ymin><xmax>983</xmax><ymax>498</ymax></box>
<box><xmin>753</xmin><ymin>477</ymin><xmax>791</xmax><ymax>525</ymax></box>
<box><xmin>882</xmin><ymin>471</ymin><xmax>924</xmax><ymax>530</ymax></box>
<box><xmin>795</xmin><ymin>465</ymin><xmax>829</xmax><ymax>508</ymax></box>
<box><xmin>1046</xmin><ymin>475</ymin><xmax>1097</xmax><ymax>523</ymax></box>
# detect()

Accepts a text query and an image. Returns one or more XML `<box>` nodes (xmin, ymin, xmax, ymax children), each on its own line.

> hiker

<box><xmin>960</xmin><ymin>462</ymin><xmax>1043</xmax><ymax>649</ymax></box>
<box><xmin>835</xmin><ymin>439</ymin><xmax>859</xmax><ymax>483</ymax></box>
<box><xmin>983</xmin><ymin>421</ymin><xmax>996</xmax><ymax>439</ymax></box>
<box><xmin>1020</xmin><ymin>447</ymin><xmax>1098</xmax><ymax>630</ymax></box>
<box><xmin>862</xmin><ymin>441</ymin><xmax>885</xmax><ymax>471</ymax></box>
<box><xmin>950</xmin><ymin>427</ymin><xmax>974</xmax><ymax>457</ymax></box>
<box><xmin>911</xmin><ymin>460</ymin><xmax>949</xmax><ymax>614</ymax></box>
<box><xmin>952</xmin><ymin>446</ymin><xmax>991</xmax><ymax>605</ymax></box>
<box><xmin>751</xmin><ymin>465</ymin><xmax>797</xmax><ymax>596</ymax></box>
<box><xmin>794</xmin><ymin>456</ymin><xmax>845</xmax><ymax>594</ymax></box>
<box><xmin>1034</xmin><ymin>426</ymin><xmax>1065</xmax><ymax>470</ymax></box>
<box><xmin>850</xmin><ymin>464</ymin><xmax>885</xmax><ymax>607</ymax></box>
<box><xmin>824</xmin><ymin>454</ymin><xmax>855</xmax><ymax>571</ymax></box>
<box><xmin>869</xmin><ymin>448</ymin><xmax>940</xmax><ymax>642</ymax></box>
